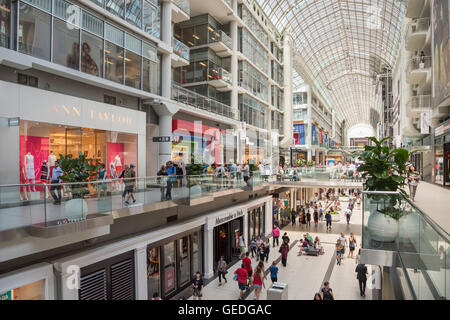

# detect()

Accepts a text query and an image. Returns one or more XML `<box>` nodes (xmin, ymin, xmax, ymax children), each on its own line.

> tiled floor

<box><xmin>193</xmin><ymin>198</ymin><xmax>367</xmax><ymax>300</ymax></box>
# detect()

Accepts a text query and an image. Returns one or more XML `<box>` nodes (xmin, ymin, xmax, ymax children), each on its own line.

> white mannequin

<box><xmin>114</xmin><ymin>154</ymin><xmax>122</xmax><ymax>167</ymax></box>
<box><xmin>48</xmin><ymin>151</ymin><xmax>57</xmax><ymax>167</ymax></box>
<box><xmin>109</xmin><ymin>161</ymin><xmax>116</xmax><ymax>178</ymax></box>
<box><xmin>24</xmin><ymin>152</ymin><xmax>36</xmax><ymax>192</ymax></box>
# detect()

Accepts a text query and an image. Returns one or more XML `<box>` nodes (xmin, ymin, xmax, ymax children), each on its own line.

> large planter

<box><xmin>64</xmin><ymin>198</ymin><xmax>89</xmax><ymax>220</ymax></box>
<box><xmin>367</xmin><ymin>211</ymin><xmax>399</xmax><ymax>242</ymax></box>
<box><xmin>398</xmin><ymin>213</ymin><xmax>420</xmax><ymax>246</ymax></box>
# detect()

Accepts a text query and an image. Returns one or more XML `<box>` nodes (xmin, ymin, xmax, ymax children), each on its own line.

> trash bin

<box><xmin>266</xmin><ymin>282</ymin><xmax>288</xmax><ymax>300</ymax></box>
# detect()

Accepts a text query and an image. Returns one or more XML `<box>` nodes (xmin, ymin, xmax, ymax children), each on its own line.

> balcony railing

<box><xmin>405</xmin><ymin>17</ymin><xmax>430</xmax><ymax>41</ymax></box>
<box><xmin>172</xmin><ymin>37</ymin><xmax>190</xmax><ymax>60</ymax></box>
<box><xmin>172</xmin><ymin>82</ymin><xmax>237</xmax><ymax>119</ymax></box>
<box><xmin>407</xmin><ymin>56</ymin><xmax>432</xmax><ymax>74</ymax></box>
<box><xmin>211</xmin><ymin>30</ymin><xmax>232</xmax><ymax>50</ymax></box>
<box><xmin>407</xmin><ymin>95</ymin><xmax>432</xmax><ymax>110</ymax></box>
<box><xmin>362</xmin><ymin>191</ymin><xmax>449</xmax><ymax>299</ymax></box>
<box><xmin>172</xmin><ymin>0</ymin><xmax>190</xmax><ymax>16</ymax></box>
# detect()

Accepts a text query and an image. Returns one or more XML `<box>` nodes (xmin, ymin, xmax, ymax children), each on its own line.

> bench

<box><xmin>304</xmin><ymin>248</ymin><xmax>321</xmax><ymax>256</ymax></box>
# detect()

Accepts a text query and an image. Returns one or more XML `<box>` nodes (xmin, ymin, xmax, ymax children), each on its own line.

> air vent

<box><xmin>79</xmin><ymin>269</ymin><xmax>107</xmax><ymax>300</ymax></box>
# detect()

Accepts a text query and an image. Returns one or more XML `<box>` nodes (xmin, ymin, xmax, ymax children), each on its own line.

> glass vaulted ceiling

<box><xmin>257</xmin><ymin>0</ymin><xmax>406</xmax><ymax>129</ymax></box>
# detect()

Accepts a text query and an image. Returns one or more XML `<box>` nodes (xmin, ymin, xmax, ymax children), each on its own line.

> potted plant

<box><xmin>357</xmin><ymin>137</ymin><xmax>415</xmax><ymax>242</ymax></box>
<box><xmin>59</xmin><ymin>152</ymin><xmax>100</xmax><ymax>220</ymax></box>
<box><xmin>186</xmin><ymin>160</ymin><xmax>204</xmax><ymax>197</ymax></box>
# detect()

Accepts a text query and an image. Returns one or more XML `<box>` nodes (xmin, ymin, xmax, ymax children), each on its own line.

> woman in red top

<box><xmin>252</xmin><ymin>267</ymin><xmax>265</xmax><ymax>300</ymax></box>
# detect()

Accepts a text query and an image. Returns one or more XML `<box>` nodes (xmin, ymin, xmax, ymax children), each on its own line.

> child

<box><xmin>269</xmin><ymin>261</ymin><xmax>279</xmax><ymax>283</ymax></box>
<box><xmin>259</xmin><ymin>243</ymin><xmax>266</xmax><ymax>262</ymax></box>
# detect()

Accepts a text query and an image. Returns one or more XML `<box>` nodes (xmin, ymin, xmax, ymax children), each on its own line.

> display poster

<box><xmin>420</xmin><ymin>111</ymin><xmax>432</xmax><ymax>134</ymax></box>
<box><xmin>0</xmin><ymin>290</ymin><xmax>12</xmax><ymax>300</ymax></box>
<box><xmin>19</xmin><ymin>135</ymin><xmax>50</xmax><ymax>184</ymax></box>
<box><xmin>108</xmin><ymin>142</ymin><xmax>124</xmax><ymax>177</ymax></box>
<box><xmin>165</xmin><ymin>268</ymin><xmax>175</xmax><ymax>291</ymax></box>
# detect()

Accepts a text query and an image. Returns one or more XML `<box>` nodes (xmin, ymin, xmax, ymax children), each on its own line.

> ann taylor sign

<box><xmin>214</xmin><ymin>208</ymin><xmax>245</xmax><ymax>226</ymax></box>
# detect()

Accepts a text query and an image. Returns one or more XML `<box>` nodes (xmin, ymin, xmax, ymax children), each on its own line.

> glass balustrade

<box><xmin>172</xmin><ymin>0</ymin><xmax>190</xmax><ymax>16</ymax></box>
<box><xmin>362</xmin><ymin>191</ymin><xmax>449</xmax><ymax>299</ymax></box>
<box><xmin>172</xmin><ymin>37</ymin><xmax>189</xmax><ymax>60</ymax></box>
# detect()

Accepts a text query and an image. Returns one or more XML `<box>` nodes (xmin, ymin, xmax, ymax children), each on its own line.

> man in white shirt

<box><xmin>243</xmin><ymin>163</ymin><xmax>250</xmax><ymax>185</ymax></box>
<box><xmin>339</xmin><ymin>232</ymin><xmax>348</xmax><ymax>258</ymax></box>
<box><xmin>236</xmin><ymin>163</ymin><xmax>242</xmax><ymax>181</ymax></box>
<box><xmin>345</xmin><ymin>208</ymin><xmax>352</xmax><ymax>224</ymax></box>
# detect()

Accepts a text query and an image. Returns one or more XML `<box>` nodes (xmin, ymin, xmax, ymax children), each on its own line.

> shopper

<box><xmin>313</xmin><ymin>209</ymin><xmax>319</xmax><ymax>227</ymax></box>
<box><xmin>325</xmin><ymin>211</ymin><xmax>332</xmax><ymax>231</ymax></box>
<box><xmin>348</xmin><ymin>233</ymin><xmax>357</xmax><ymax>259</ymax></box>
<box><xmin>259</xmin><ymin>243</ymin><xmax>266</xmax><ymax>262</ymax></box>
<box><xmin>339</xmin><ymin>232</ymin><xmax>347</xmax><ymax>259</ymax></box>
<box><xmin>250</xmin><ymin>237</ymin><xmax>257</xmax><ymax>258</ymax></box>
<box><xmin>282</xmin><ymin>232</ymin><xmax>290</xmax><ymax>245</ymax></box>
<box><xmin>336</xmin><ymin>239</ymin><xmax>344</xmax><ymax>266</ymax></box>
<box><xmin>313</xmin><ymin>292</ymin><xmax>323</xmax><ymax>300</ymax></box>
<box><xmin>191</xmin><ymin>272</ymin><xmax>203</xmax><ymax>300</ymax></box>
<box><xmin>239</xmin><ymin>232</ymin><xmax>246</xmax><ymax>258</ymax></box>
<box><xmin>279</xmin><ymin>242</ymin><xmax>289</xmax><ymax>267</ymax></box>
<box><xmin>269</xmin><ymin>261</ymin><xmax>279</xmax><ymax>283</ymax></box>
<box><xmin>252</xmin><ymin>266</ymin><xmax>265</xmax><ymax>300</ymax></box>
<box><xmin>166</xmin><ymin>161</ymin><xmax>176</xmax><ymax>200</ymax></box>
<box><xmin>157</xmin><ymin>165</ymin><xmax>168</xmax><ymax>201</ymax></box>
<box><xmin>123</xmin><ymin>163</ymin><xmax>136</xmax><ymax>205</ymax></box>
<box><xmin>345</xmin><ymin>207</ymin><xmax>352</xmax><ymax>224</ymax></box>
<box><xmin>152</xmin><ymin>292</ymin><xmax>162</xmax><ymax>300</ymax></box>
<box><xmin>272</xmin><ymin>225</ymin><xmax>280</xmax><ymax>247</ymax></box>
<box><xmin>256</xmin><ymin>236</ymin><xmax>263</xmax><ymax>260</ymax></box>
<box><xmin>97</xmin><ymin>164</ymin><xmax>107</xmax><ymax>198</ymax></box>
<box><xmin>306</xmin><ymin>210</ymin><xmax>311</xmax><ymax>228</ymax></box>
<box><xmin>321</xmin><ymin>282</ymin><xmax>334</xmax><ymax>300</ymax></box>
<box><xmin>291</xmin><ymin>211</ymin><xmax>296</xmax><ymax>226</ymax></box>
<box><xmin>243</xmin><ymin>252</ymin><xmax>253</xmax><ymax>283</ymax></box>
<box><xmin>407</xmin><ymin>165</ymin><xmax>420</xmax><ymax>201</ymax></box>
<box><xmin>243</xmin><ymin>163</ymin><xmax>250</xmax><ymax>186</ymax></box>
<box><xmin>355</xmin><ymin>263</ymin><xmax>368</xmax><ymax>297</ymax></box>
<box><xmin>50</xmin><ymin>161</ymin><xmax>63</xmax><ymax>205</ymax></box>
<box><xmin>217</xmin><ymin>256</ymin><xmax>228</xmax><ymax>286</ymax></box>
<box><xmin>264</xmin><ymin>239</ymin><xmax>270</xmax><ymax>262</ymax></box>
<box><xmin>234</xmin><ymin>264</ymin><xmax>249</xmax><ymax>300</ymax></box>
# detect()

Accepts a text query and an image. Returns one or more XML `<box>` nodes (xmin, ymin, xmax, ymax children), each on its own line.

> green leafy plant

<box><xmin>59</xmin><ymin>152</ymin><xmax>100</xmax><ymax>198</ymax></box>
<box><xmin>357</xmin><ymin>136</ymin><xmax>417</xmax><ymax>220</ymax></box>
<box><xmin>186</xmin><ymin>160</ymin><xmax>203</xmax><ymax>176</ymax></box>
<box><xmin>296</xmin><ymin>159</ymin><xmax>306</xmax><ymax>167</ymax></box>
<box><xmin>306</xmin><ymin>160</ymin><xmax>314</xmax><ymax>167</ymax></box>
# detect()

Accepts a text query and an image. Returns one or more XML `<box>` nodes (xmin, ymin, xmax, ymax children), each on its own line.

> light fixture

<box><xmin>207</xmin><ymin>26</ymin><xmax>214</xmax><ymax>32</ymax></box>
<box><xmin>199</xmin><ymin>62</ymin><xmax>206</xmax><ymax>67</ymax></box>
<box><xmin>187</xmin><ymin>41</ymin><xmax>194</xmax><ymax>46</ymax></box>
<box><xmin>192</xmin><ymin>34</ymin><xmax>200</xmax><ymax>40</ymax></box>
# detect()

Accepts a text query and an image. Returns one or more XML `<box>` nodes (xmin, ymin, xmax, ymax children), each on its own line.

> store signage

<box><xmin>152</xmin><ymin>136</ymin><xmax>171</xmax><ymax>142</ymax></box>
<box><xmin>435</xmin><ymin>123</ymin><xmax>450</xmax><ymax>137</ymax></box>
<box><xmin>215</xmin><ymin>208</ymin><xmax>244</xmax><ymax>226</ymax></box>
<box><xmin>0</xmin><ymin>290</ymin><xmax>12</xmax><ymax>300</ymax></box>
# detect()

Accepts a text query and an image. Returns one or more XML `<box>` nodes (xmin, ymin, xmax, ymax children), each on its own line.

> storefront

<box><xmin>0</xmin><ymin>263</ymin><xmax>54</xmax><ymax>300</ymax></box>
<box><xmin>272</xmin><ymin>190</ymin><xmax>291</xmax><ymax>228</ymax></box>
<box><xmin>247</xmin><ymin>204</ymin><xmax>266</xmax><ymax>241</ymax></box>
<box><xmin>0</xmin><ymin>81</ymin><xmax>146</xmax><ymax>188</ymax></box>
<box><xmin>213</xmin><ymin>214</ymin><xmax>243</xmax><ymax>266</ymax></box>
<box><xmin>172</xmin><ymin>119</ymin><xmax>236</xmax><ymax>165</ymax></box>
<box><xmin>146</xmin><ymin>228</ymin><xmax>203</xmax><ymax>299</ymax></box>
<box><xmin>433</xmin><ymin>121</ymin><xmax>450</xmax><ymax>186</ymax></box>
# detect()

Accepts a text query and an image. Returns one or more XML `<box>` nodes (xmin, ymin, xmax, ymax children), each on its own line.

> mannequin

<box><xmin>24</xmin><ymin>152</ymin><xmax>36</xmax><ymax>192</ymax></box>
<box><xmin>114</xmin><ymin>154</ymin><xmax>122</xmax><ymax>175</ymax></box>
<box><xmin>48</xmin><ymin>151</ymin><xmax>57</xmax><ymax>180</ymax></box>
<box><xmin>110</xmin><ymin>161</ymin><xmax>117</xmax><ymax>191</ymax></box>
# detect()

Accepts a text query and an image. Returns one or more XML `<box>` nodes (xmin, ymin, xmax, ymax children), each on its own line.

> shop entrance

<box><xmin>213</xmin><ymin>217</ymin><xmax>243</xmax><ymax>265</ymax></box>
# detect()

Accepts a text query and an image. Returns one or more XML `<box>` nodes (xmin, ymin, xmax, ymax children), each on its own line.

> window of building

<box><xmin>81</xmin><ymin>31</ymin><xmax>103</xmax><ymax>77</ymax></box>
<box><xmin>0</xmin><ymin>0</ymin><xmax>11</xmax><ymax>48</ymax></box>
<box><xmin>163</xmin><ymin>241</ymin><xmax>176</xmax><ymax>295</ymax></box>
<box><xmin>106</xmin><ymin>0</ymin><xmax>125</xmax><ymax>18</ymax></box>
<box><xmin>126</xmin><ymin>0</ymin><xmax>142</xmax><ymax>28</ymax></box>
<box><xmin>178</xmin><ymin>236</ymin><xmax>190</xmax><ymax>286</ymax></box>
<box><xmin>142</xmin><ymin>43</ymin><xmax>159</xmax><ymax>94</ymax></box>
<box><xmin>18</xmin><ymin>2</ymin><xmax>51</xmax><ymax>61</ymax></box>
<box><xmin>53</xmin><ymin>18</ymin><xmax>80</xmax><ymax>70</ymax></box>
<box><xmin>191</xmin><ymin>231</ymin><xmax>202</xmax><ymax>276</ymax></box>
<box><xmin>143</xmin><ymin>0</ymin><xmax>160</xmax><ymax>38</ymax></box>
<box><xmin>105</xmin><ymin>41</ymin><xmax>124</xmax><ymax>84</ymax></box>
<box><xmin>293</xmin><ymin>92</ymin><xmax>308</xmax><ymax>105</ymax></box>
<box><xmin>147</xmin><ymin>246</ymin><xmax>160</xmax><ymax>298</ymax></box>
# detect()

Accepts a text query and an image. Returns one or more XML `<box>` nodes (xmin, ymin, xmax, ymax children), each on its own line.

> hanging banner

<box><xmin>312</xmin><ymin>124</ymin><xmax>316</xmax><ymax>144</ymax></box>
<box><xmin>420</xmin><ymin>111</ymin><xmax>432</xmax><ymax>134</ymax></box>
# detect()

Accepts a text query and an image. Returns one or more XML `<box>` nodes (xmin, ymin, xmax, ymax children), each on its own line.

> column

<box><xmin>203</xmin><ymin>227</ymin><xmax>215</xmax><ymax>279</ymax></box>
<box><xmin>161</xmin><ymin>1</ymin><xmax>172</xmax><ymax>99</ymax></box>
<box><xmin>230</xmin><ymin>0</ymin><xmax>239</xmax><ymax>117</ymax></box>
<box><xmin>279</xmin><ymin>31</ymin><xmax>293</xmax><ymax>149</ymax></box>
<box><xmin>134</xmin><ymin>246</ymin><xmax>148</xmax><ymax>300</ymax></box>
<box><xmin>265</xmin><ymin>199</ymin><xmax>273</xmax><ymax>237</ymax></box>
<box><xmin>158</xmin><ymin>114</ymin><xmax>173</xmax><ymax>166</ymax></box>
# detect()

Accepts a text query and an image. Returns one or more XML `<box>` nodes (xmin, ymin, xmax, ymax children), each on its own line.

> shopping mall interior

<box><xmin>0</xmin><ymin>0</ymin><xmax>449</xmax><ymax>301</ymax></box>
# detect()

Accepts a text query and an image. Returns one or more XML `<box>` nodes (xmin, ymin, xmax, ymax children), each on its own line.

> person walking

<box><xmin>279</xmin><ymin>241</ymin><xmax>289</xmax><ymax>267</ymax></box>
<box><xmin>243</xmin><ymin>163</ymin><xmax>250</xmax><ymax>186</ymax></box>
<box><xmin>242</xmin><ymin>252</ymin><xmax>253</xmax><ymax>284</ymax></box>
<box><xmin>291</xmin><ymin>210</ymin><xmax>296</xmax><ymax>226</ymax></box>
<box><xmin>407</xmin><ymin>165</ymin><xmax>420</xmax><ymax>201</ymax></box>
<box><xmin>264</xmin><ymin>239</ymin><xmax>270</xmax><ymax>262</ymax></box>
<box><xmin>306</xmin><ymin>210</ymin><xmax>311</xmax><ymax>228</ymax></box>
<box><xmin>250</xmin><ymin>237</ymin><xmax>257</xmax><ymax>258</ymax></box>
<box><xmin>239</xmin><ymin>232</ymin><xmax>246</xmax><ymax>259</ymax></box>
<box><xmin>345</xmin><ymin>207</ymin><xmax>352</xmax><ymax>224</ymax></box>
<box><xmin>325</xmin><ymin>211</ymin><xmax>332</xmax><ymax>231</ymax></box>
<box><xmin>157</xmin><ymin>165</ymin><xmax>168</xmax><ymax>201</ymax></box>
<box><xmin>348</xmin><ymin>233</ymin><xmax>357</xmax><ymax>259</ymax></box>
<box><xmin>355</xmin><ymin>263</ymin><xmax>368</xmax><ymax>297</ymax></box>
<box><xmin>339</xmin><ymin>232</ymin><xmax>347</xmax><ymax>260</ymax></box>
<box><xmin>234</xmin><ymin>264</ymin><xmax>249</xmax><ymax>300</ymax></box>
<box><xmin>252</xmin><ymin>267</ymin><xmax>265</xmax><ymax>300</ymax></box>
<box><xmin>166</xmin><ymin>161</ymin><xmax>176</xmax><ymax>200</ymax></box>
<box><xmin>272</xmin><ymin>225</ymin><xmax>280</xmax><ymax>247</ymax></box>
<box><xmin>123</xmin><ymin>163</ymin><xmax>136</xmax><ymax>205</ymax></box>
<box><xmin>50</xmin><ymin>161</ymin><xmax>63</xmax><ymax>204</ymax></box>
<box><xmin>259</xmin><ymin>243</ymin><xmax>266</xmax><ymax>262</ymax></box>
<box><xmin>336</xmin><ymin>239</ymin><xmax>344</xmax><ymax>266</ymax></box>
<box><xmin>313</xmin><ymin>209</ymin><xmax>319</xmax><ymax>227</ymax></box>
<box><xmin>269</xmin><ymin>261</ymin><xmax>279</xmax><ymax>283</ymax></box>
<box><xmin>313</xmin><ymin>293</ymin><xmax>323</xmax><ymax>300</ymax></box>
<box><xmin>217</xmin><ymin>256</ymin><xmax>228</xmax><ymax>286</ymax></box>
<box><xmin>191</xmin><ymin>272</ymin><xmax>203</xmax><ymax>300</ymax></box>
<box><xmin>256</xmin><ymin>236</ymin><xmax>263</xmax><ymax>261</ymax></box>
<box><xmin>282</xmin><ymin>232</ymin><xmax>290</xmax><ymax>245</ymax></box>
<box><xmin>320</xmin><ymin>281</ymin><xmax>334</xmax><ymax>300</ymax></box>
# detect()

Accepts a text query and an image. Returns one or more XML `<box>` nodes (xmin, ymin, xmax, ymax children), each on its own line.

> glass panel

<box><xmin>18</xmin><ymin>3</ymin><xmax>51</xmax><ymax>60</ymax></box>
<box><xmin>81</xmin><ymin>31</ymin><xmax>103</xmax><ymax>77</ymax></box>
<box><xmin>142</xmin><ymin>57</ymin><xmax>158</xmax><ymax>93</ymax></box>
<box><xmin>178</xmin><ymin>236</ymin><xmax>190</xmax><ymax>285</ymax></box>
<box><xmin>125</xmin><ymin>50</ymin><xmax>140</xmax><ymax>89</ymax></box>
<box><xmin>126</xmin><ymin>0</ymin><xmax>142</xmax><ymax>28</ymax></box>
<box><xmin>0</xmin><ymin>0</ymin><xmax>11</xmax><ymax>48</ymax></box>
<box><xmin>82</xmin><ymin>11</ymin><xmax>103</xmax><ymax>37</ymax></box>
<box><xmin>53</xmin><ymin>18</ymin><xmax>80</xmax><ymax>70</ymax></box>
<box><xmin>105</xmin><ymin>0</ymin><xmax>125</xmax><ymax>18</ymax></box>
<box><xmin>104</xmin><ymin>41</ymin><xmax>124</xmax><ymax>83</ymax></box>
<box><xmin>163</xmin><ymin>241</ymin><xmax>176</xmax><ymax>294</ymax></box>
<box><xmin>21</xmin><ymin>0</ymin><xmax>51</xmax><ymax>12</ymax></box>
<box><xmin>192</xmin><ymin>231</ymin><xmax>201</xmax><ymax>276</ymax></box>
<box><xmin>147</xmin><ymin>246</ymin><xmax>160</xmax><ymax>299</ymax></box>
<box><xmin>143</xmin><ymin>0</ymin><xmax>159</xmax><ymax>38</ymax></box>
<box><xmin>104</xmin><ymin>23</ymin><xmax>124</xmax><ymax>47</ymax></box>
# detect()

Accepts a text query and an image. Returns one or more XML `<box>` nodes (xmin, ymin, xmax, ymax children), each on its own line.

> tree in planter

<box><xmin>306</xmin><ymin>160</ymin><xmax>314</xmax><ymax>168</ymax></box>
<box><xmin>59</xmin><ymin>152</ymin><xmax>101</xmax><ymax>199</ymax></box>
<box><xmin>356</xmin><ymin>136</ymin><xmax>417</xmax><ymax>242</ymax></box>
<box><xmin>296</xmin><ymin>159</ymin><xmax>306</xmax><ymax>167</ymax></box>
